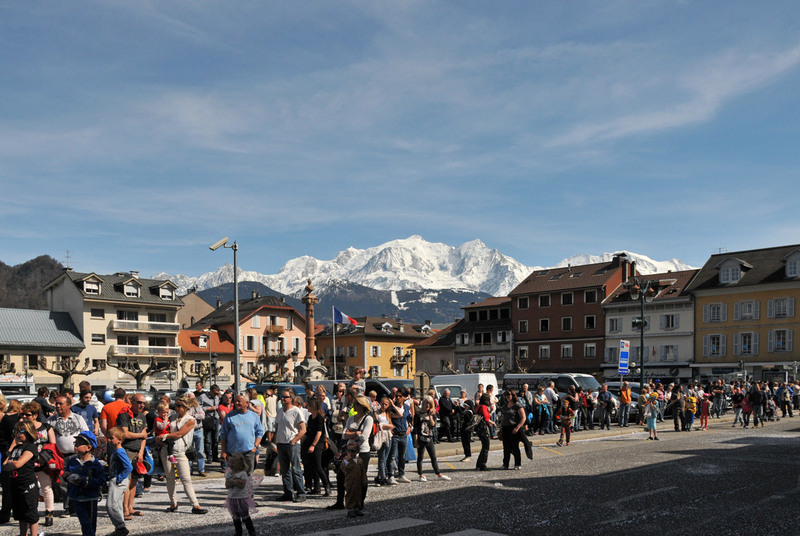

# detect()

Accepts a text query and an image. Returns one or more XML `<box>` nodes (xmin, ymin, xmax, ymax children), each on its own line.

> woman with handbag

<box><xmin>12</xmin><ymin>401</ymin><xmax>57</xmax><ymax>527</ymax></box>
<box><xmin>413</xmin><ymin>396</ymin><xmax>451</xmax><ymax>482</ymax></box>
<box><xmin>157</xmin><ymin>395</ymin><xmax>207</xmax><ymax>514</ymax></box>
<box><xmin>373</xmin><ymin>397</ymin><xmax>394</xmax><ymax>486</ymax></box>
<box><xmin>498</xmin><ymin>390</ymin><xmax>526</xmax><ymax>470</ymax></box>
<box><xmin>301</xmin><ymin>398</ymin><xmax>331</xmax><ymax>496</ymax></box>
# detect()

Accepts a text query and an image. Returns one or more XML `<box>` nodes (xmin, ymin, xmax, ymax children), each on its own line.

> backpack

<box><xmin>37</xmin><ymin>443</ymin><xmax>64</xmax><ymax>476</ymax></box>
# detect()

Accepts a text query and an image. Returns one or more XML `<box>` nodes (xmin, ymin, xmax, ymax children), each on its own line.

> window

<box><xmin>478</xmin><ymin>310</ymin><xmax>488</xmax><ymax>321</ymax></box>
<box><xmin>123</xmin><ymin>282</ymin><xmax>139</xmax><ymax>297</ymax></box>
<box><xmin>518</xmin><ymin>346</ymin><xmax>529</xmax><ymax>360</ymax></box>
<box><xmin>561</xmin><ymin>317</ymin><xmax>572</xmax><ymax>331</ymax></box>
<box><xmin>585</xmin><ymin>290</ymin><xmax>597</xmax><ymax>303</ymax></box>
<box><xmin>251</xmin><ymin>315</ymin><xmax>260</xmax><ymax>328</ymax></box>
<box><xmin>561</xmin><ymin>293</ymin><xmax>574</xmax><ymax>306</ymax></box>
<box><xmin>606</xmin><ymin>346</ymin><xmax>618</xmax><ymax>363</ymax></box>
<box><xmin>468</xmin><ymin>311</ymin><xmax>478</xmax><ymax>322</ymax></box>
<box><xmin>91</xmin><ymin>334</ymin><xmax>105</xmax><ymax>344</ymax></box>
<box><xmin>539</xmin><ymin>318</ymin><xmax>549</xmax><ymax>332</ymax></box>
<box><xmin>584</xmin><ymin>343</ymin><xmax>596</xmax><ymax>358</ymax></box>
<box><xmin>661</xmin><ymin>345</ymin><xmax>678</xmax><ymax>362</ymax></box>
<box><xmin>499</xmin><ymin>309</ymin><xmax>510</xmax><ymax>320</ymax></box>
<box><xmin>159</xmin><ymin>287</ymin><xmax>174</xmax><ymax>300</ymax></box>
<box><xmin>539</xmin><ymin>295</ymin><xmax>551</xmax><ymax>308</ymax></box>
<box><xmin>269</xmin><ymin>315</ymin><xmax>278</xmax><ymax>327</ymax></box>
<box><xmin>84</xmin><ymin>280</ymin><xmax>100</xmax><ymax>294</ymax></box>
<box><xmin>456</xmin><ymin>334</ymin><xmax>469</xmax><ymax>345</ymax></box>
<box><xmin>496</xmin><ymin>330</ymin><xmax>510</xmax><ymax>343</ymax></box>
<box><xmin>92</xmin><ymin>359</ymin><xmax>106</xmax><ymax>371</ymax></box>
<box><xmin>517</xmin><ymin>297</ymin><xmax>529</xmax><ymax>309</ymax></box>
<box><xmin>518</xmin><ymin>320</ymin><xmax>528</xmax><ymax>334</ymax></box>
<box><xmin>734</xmin><ymin>332</ymin><xmax>758</xmax><ymax>356</ymax></box>
<box><xmin>704</xmin><ymin>303</ymin><xmax>727</xmax><ymax>323</ymax></box>
<box><xmin>633</xmin><ymin>345</ymin><xmax>651</xmax><ymax>362</ymax></box>
<box><xmin>27</xmin><ymin>355</ymin><xmax>40</xmax><ymax>369</ymax></box>
<box><xmin>585</xmin><ymin>315</ymin><xmax>596</xmax><ymax>330</ymax></box>
<box><xmin>703</xmin><ymin>334</ymin><xmax>726</xmax><ymax>357</ymax></box>
<box><xmin>148</xmin><ymin>312</ymin><xmax>167</xmax><ymax>323</ymax></box>
<box><xmin>474</xmin><ymin>332</ymin><xmax>492</xmax><ymax>345</ymax></box>
<box><xmin>149</xmin><ymin>336</ymin><xmax>167</xmax><ymax>347</ymax></box>
<box><xmin>293</xmin><ymin>338</ymin><xmax>302</xmax><ymax>353</ymax></box>
<box><xmin>719</xmin><ymin>262</ymin><xmax>741</xmax><ymax>284</ymax></box>
<box><xmin>348</xmin><ymin>346</ymin><xmax>357</xmax><ymax>357</ymax></box>
<box><xmin>393</xmin><ymin>346</ymin><xmax>403</xmax><ymax>357</ymax></box>
<box><xmin>538</xmin><ymin>345</ymin><xmax>549</xmax><ymax>360</ymax></box>
<box><xmin>734</xmin><ymin>301</ymin><xmax>759</xmax><ymax>321</ymax></box>
<box><xmin>393</xmin><ymin>366</ymin><xmax>404</xmax><ymax>377</ymax></box>
<box><xmin>199</xmin><ymin>335</ymin><xmax>207</xmax><ymax>348</ymax></box>
<box><xmin>286</xmin><ymin>317</ymin><xmax>294</xmax><ymax>330</ymax></box>
<box><xmin>608</xmin><ymin>318</ymin><xmax>621</xmax><ymax>333</ymax></box>
<box><xmin>561</xmin><ymin>344</ymin><xmax>573</xmax><ymax>359</ymax></box>
<box><xmin>768</xmin><ymin>329</ymin><xmax>793</xmax><ymax>353</ymax></box>
<box><xmin>788</xmin><ymin>257</ymin><xmax>800</xmax><ymax>278</ymax></box>
<box><xmin>768</xmin><ymin>298</ymin><xmax>795</xmax><ymax>319</ymax></box>
<box><xmin>244</xmin><ymin>335</ymin><xmax>256</xmax><ymax>352</ymax></box>
<box><xmin>489</xmin><ymin>308</ymin><xmax>499</xmax><ymax>320</ymax></box>
<box><xmin>371</xmin><ymin>346</ymin><xmax>381</xmax><ymax>357</ymax></box>
<box><xmin>117</xmin><ymin>310</ymin><xmax>138</xmax><ymax>321</ymax></box>
<box><xmin>90</xmin><ymin>308</ymin><xmax>105</xmax><ymax>319</ymax></box>
<box><xmin>661</xmin><ymin>314</ymin><xmax>678</xmax><ymax>330</ymax></box>
<box><xmin>118</xmin><ymin>335</ymin><xmax>138</xmax><ymax>346</ymax></box>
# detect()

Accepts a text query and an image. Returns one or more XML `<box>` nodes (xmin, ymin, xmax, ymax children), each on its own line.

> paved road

<box><xmin>5</xmin><ymin>415</ymin><xmax>798</xmax><ymax>536</ymax></box>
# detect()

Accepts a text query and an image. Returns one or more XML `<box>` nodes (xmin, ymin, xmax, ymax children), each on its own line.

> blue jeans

<box><xmin>191</xmin><ymin>428</ymin><xmax>205</xmax><ymax>474</ymax></box>
<box><xmin>376</xmin><ymin>443</ymin><xmax>390</xmax><ymax>482</ymax></box>
<box><xmin>388</xmin><ymin>433</ymin><xmax>408</xmax><ymax>478</ymax></box>
<box><xmin>620</xmin><ymin>403</ymin><xmax>630</xmax><ymax>426</ymax></box>
<box><xmin>277</xmin><ymin>443</ymin><xmax>305</xmax><ymax>497</ymax></box>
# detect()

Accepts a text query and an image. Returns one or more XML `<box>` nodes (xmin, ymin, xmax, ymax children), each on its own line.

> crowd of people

<box><xmin>1</xmin><ymin>373</ymin><xmax>797</xmax><ymax>536</ymax></box>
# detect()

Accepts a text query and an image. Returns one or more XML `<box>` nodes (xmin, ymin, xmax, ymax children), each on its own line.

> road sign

<box><xmin>619</xmin><ymin>340</ymin><xmax>630</xmax><ymax>375</ymax></box>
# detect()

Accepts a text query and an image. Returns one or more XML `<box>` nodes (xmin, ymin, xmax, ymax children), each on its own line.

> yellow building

<box><xmin>315</xmin><ymin>316</ymin><xmax>432</xmax><ymax>379</ymax></box>
<box><xmin>687</xmin><ymin>245</ymin><xmax>800</xmax><ymax>382</ymax></box>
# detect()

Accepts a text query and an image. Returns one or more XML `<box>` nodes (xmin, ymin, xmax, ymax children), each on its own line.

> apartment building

<box><xmin>451</xmin><ymin>297</ymin><xmax>512</xmax><ymax>373</ymax></box>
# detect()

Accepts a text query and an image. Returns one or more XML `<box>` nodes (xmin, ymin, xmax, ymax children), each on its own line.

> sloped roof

<box><xmin>509</xmin><ymin>259</ymin><xmax>624</xmax><ymax>295</ymax></box>
<box><xmin>686</xmin><ymin>244</ymin><xmax>800</xmax><ymax>292</ymax></box>
<box><xmin>605</xmin><ymin>269</ymin><xmax>699</xmax><ymax>304</ymax></box>
<box><xmin>317</xmin><ymin>316</ymin><xmax>429</xmax><ymax>340</ymax></box>
<box><xmin>178</xmin><ymin>329</ymin><xmax>235</xmax><ymax>354</ymax></box>
<box><xmin>45</xmin><ymin>270</ymin><xmax>183</xmax><ymax>306</ymax></box>
<box><xmin>462</xmin><ymin>297</ymin><xmax>511</xmax><ymax>310</ymax></box>
<box><xmin>190</xmin><ymin>294</ymin><xmax>303</xmax><ymax>329</ymax></box>
<box><xmin>411</xmin><ymin>319</ymin><xmax>462</xmax><ymax>349</ymax></box>
<box><xmin>0</xmin><ymin>308</ymin><xmax>84</xmax><ymax>351</ymax></box>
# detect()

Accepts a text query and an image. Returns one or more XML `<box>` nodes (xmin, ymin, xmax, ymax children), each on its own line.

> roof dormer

<box><xmin>782</xmin><ymin>249</ymin><xmax>800</xmax><ymax>279</ymax></box>
<box><xmin>381</xmin><ymin>322</ymin><xmax>393</xmax><ymax>334</ymax></box>
<box><xmin>151</xmin><ymin>281</ymin><xmax>178</xmax><ymax>300</ymax></box>
<box><xmin>116</xmin><ymin>278</ymin><xmax>141</xmax><ymax>298</ymax></box>
<box><xmin>81</xmin><ymin>274</ymin><xmax>104</xmax><ymax>295</ymax></box>
<box><xmin>715</xmin><ymin>257</ymin><xmax>751</xmax><ymax>285</ymax></box>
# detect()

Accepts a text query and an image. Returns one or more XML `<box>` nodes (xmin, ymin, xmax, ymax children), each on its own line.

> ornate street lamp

<box><xmin>628</xmin><ymin>278</ymin><xmax>657</xmax><ymax>388</ymax></box>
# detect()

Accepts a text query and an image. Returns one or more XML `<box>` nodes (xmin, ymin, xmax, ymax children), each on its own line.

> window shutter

<box><xmin>720</xmin><ymin>335</ymin><xmax>727</xmax><ymax>356</ymax></box>
<box><xmin>721</xmin><ymin>304</ymin><xmax>728</xmax><ymax>322</ymax></box>
<box><xmin>767</xmin><ymin>299</ymin><xmax>774</xmax><ymax>319</ymax></box>
<box><xmin>768</xmin><ymin>331</ymin><xmax>775</xmax><ymax>352</ymax></box>
<box><xmin>660</xmin><ymin>315</ymin><xmax>666</xmax><ymax>329</ymax></box>
<box><xmin>645</xmin><ymin>315</ymin><xmax>651</xmax><ymax>331</ymax></box>
<box><xmin>733</xmin><ymin>333</ymin><xmax>741</xmax><ymax>356</ymax></box>
<box><xmin>754</xmin><ymin>301</ymin><xmax>760</xmax><ymax>320</ymax></box>
<box><xmin>703</xmin><ymin>335</ymin><xmax>709</xmax><ymax>357</ymax></box>
<box><xmin>660</xmin><ymin>345</ymin><xmax>666</xmax><ymax>360</ymax></box>
<box><xmin>753</xmin><ymin>333</ymin><xmax>759</xmax><ymax>355</ymax></box>
<box><xmin>789</xmin><ymin>298</ymin><xmax>796</xmax><ymax>318</ymax></box>
<box><xmin>674</xmin><ymin>346</ymin><xmax>679</xmax><ymax>361</ymax></box>
<box><xmin>703</xmin><ymin>305</ymin><xmax>709</xmax><ymax>323</ymax></box>
<box><xmin>733</xmin><ymin>302</ymin><xmax>740</xmax><ymax>321</ymax></box>
<box><xmin>788</xmin><ymin>330</ymin><xmax>794</xmax><ymax>352</ymax></box>
<box><xmin>674</xmin><ymin>315</ymin><xmax>680</xmax><ymax>329</ymax></box>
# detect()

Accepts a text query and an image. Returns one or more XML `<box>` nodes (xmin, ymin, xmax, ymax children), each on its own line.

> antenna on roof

<box><xmin>65</xmin><ymin>250</ymin><xmax>72</xmax><ymax>268</ymax></box>
<box><xmin>714</xmin><ymin>248</ymin><xmax>729</xmax><ymax>255</ymax></box>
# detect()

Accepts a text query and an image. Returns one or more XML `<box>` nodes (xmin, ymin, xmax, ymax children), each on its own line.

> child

<box><xmin>645</xmin><ymin>393</ymin><xmax>659</xmax><ymax>440</ymax></box>
<box><xmin>107</xmin><ymin>427</ymin><xmax>133</xmax><ymax>536</ymax></box>
<box><xmin>556</xmin><ymin>399</ymin><xmax>575</xmax><ymax>447</ymax></box>
<box><xmin>154</xmin><ymin>402</ymin><xmax>177</xmax><ymax>463</ymax></box>
<box><xmin>225</xmin><ymin>453</ymin><xmax>258</xmax><ymax>536</ymax></box>
<box><xmin>63</xmin><ymin>431</ymin><xmax>106</xmax><ymax>536</ymax></box>
<box><xmin>2</xmin><ymin>421</ymin><xmax>39</xmax><ymax>536</ymax></box>
<box><xmin>341</xmin><ymin>440</ymin><xmax>367</xmax><ymax>518</ymax></box>
<box><xmin>700</xmin><ymin>394</ymin><xmax>711</xmax><ymax>430</ymax></box>
<box><xmin>684</xmin><ymin>394</ymin><xmax>697</xmax><ymax>432</ymax></box>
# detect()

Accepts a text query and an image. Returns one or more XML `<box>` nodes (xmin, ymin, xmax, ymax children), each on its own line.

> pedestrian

<box><xmin>644</xmin><ymin>393</ymin><xmax>659</xmax><ymax>440</ymax></box>
<box><xmin>184</xmin><ymin>393</ymin><xmax>207</xmax><ymax>477</ymax></box>
<box><xmin>414</xmin><ymin>395</ymin><xmax>451</xmax><ymax>481</ymax></box>
<box><xmin>0</xmin><ymin>397</ymin><xmax>22</xmax><ymax>525</ymax></box>
<box><xmin>475</xmin><ymin>394</ymin><xmax>494</xmax><ymax>471</ymax></box>
<box><xmin>221</xmin><ymin>395</ymin><xmax>264</xmax><ymax>477</ymax></box>
<box><xmin>199</xmin><ymin>385</ymin><xmax>222</xmax><ymax>466</ymax></box>
<box><xmin>684</xmin><ymin>392</ymin><xmax>697</xmax><ymax>432</ymax></box>
<box><xmin>456</xmin><ymin>393</ymin><xmax>474</xmax><ymax>462</ymax></box>
<box><xmin>556</xmin><ymin>398</ymin><xmax>575</xmax><ymax>446</ymax></box>
<box><xmin>438</xmin><ymin>389</ymin><xmax>455</xmax><ymax>442</ymax></box>
<box><xmin>341</xmin><ymin>440</ymin><xmax>367</xmax><ymax>518</ymax></box>
<box><xmin>63</xmin><ymin>431</ymin><xmax>105</xmax><ymax>536</ymax></box>
<box><xmin>731</xmin><ymin>387</ymin><xmax>744</xmax><ymax>427</ymax></box>
<box><xmin>99</xmin><ymin>388</ymin><xmax>128</xmax><ymax>438</ymax></box>
<box><xmin>619</xmin><ymin>381</ymin><xmax>632</xmax><ymax>427</ymax></box>
<box><xmin>700</xmin><ymin>394</ymin><xmax>711</xmax><ymax>430</ymax></box>
<box><xmin>383</xmin><ymin>387</ymin><xmax>413</xmax><ymax>486</ymax></box>
<box><xmin>225</xmin><ymin>453</ymin><xmax>257</xmax><ymax>536</ymax></box>
<box><xmin>106</xmin><ymin>427</ymin><xmax>132</xmax><ymax>536</ymax></box>
<box><xmin>159</xmin><ymin>395</ymin><xmax>207</xmax><ymax>514</ymax></box>
<box><xmin>71</xmin><ymin>390</ymin><xmax>100</xmax><ymax>436</ymax></box>
<box><xmin>48</xmin><ymin>395</ymin><xmax>90</xmax><ymax>518</ymax></box>
<box><xmin>498</xmin><ymin>390</ymin><xmax>526</xmax><ymax>469</ymax></box>
<box><xmin>273</xmin><ymin>390</ymin><xmax>305</xmax><ymax>502</ymax></box>
<box><xmin>330</xmin><ymin>395</ymin><xmax>373</xmax><ymax>509</ymax></box>
<box><xmin>742</xmin><ymin>392</ymin><xmax>753</xmax><ymax>429</ymax></box>
<box><xmin>301</xmin><ymin>397</ymin><xmax>331</xmax><ymax>496</ymax></box>
<box><xmin>2</xmin><ymin>420</ymin><xmax>40</xmax><ymax>536</ymax></box>
<box><xmin>15</xmin><ymin>402</ymin><xmax>56</xmax><ymax>527</ymax></box>
<box><xmin>348</xmin><ymin>368</ymin><xmax>366</xmax><ymax>396</ymax></box>
<box><xmin>373</xmin><ymin>396</ymin><xmax>394</xmax><ymax>486</ymax></box>
<box><xmin>597</xmin><ymin>384</ymin><xmax>613</xmax><ymax>430</ymax></box>
<box><xmin>153</xmin><ymin>402</ymin><xmax>177</xmax><ymax>464</ymax></box>
<box><xmin>117</xmin><ymin>394</ymin><xmax>147</xmax><ymax>520</ymax></box>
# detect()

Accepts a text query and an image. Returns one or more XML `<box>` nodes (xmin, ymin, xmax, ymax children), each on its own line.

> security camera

<box><xmin>209</xmin><ymin>237</ymin><xmax>229</xmax><ymax>251</ymax></box>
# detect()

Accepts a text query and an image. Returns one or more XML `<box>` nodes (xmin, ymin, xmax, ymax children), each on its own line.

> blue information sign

<box><xmin>618</xmin><ymin>340</ymin><xmax>630</xmax><ymax>375</ymax></box>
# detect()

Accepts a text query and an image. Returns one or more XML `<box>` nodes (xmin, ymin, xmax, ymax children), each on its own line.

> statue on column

<box><xmin>295</xmin><ymin>278</ymin><xmax>328</xmax><ymax>382</ymax></box>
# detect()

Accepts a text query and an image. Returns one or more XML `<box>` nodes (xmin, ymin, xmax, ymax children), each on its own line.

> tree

<box><xmin>107</xmin><ymin>356</ymin><xmax>176</xmax><ymax>390</ymax></box>
<box><xmin>181</xmin><ymin>360</ymin><xmax>224</xmax><ymax>388</ymax></box>
<box><xmin>38</xmin><ymin>356</ymin><xmax>96</xmax><ymax>391</ymax></box>
<box><xmin>241</xmin><ymin>362</ymin><xmax>287</xmax><ymax>384</ymax></box>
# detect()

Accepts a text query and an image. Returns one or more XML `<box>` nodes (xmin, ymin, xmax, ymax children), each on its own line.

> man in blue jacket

<box><xmin>63</xmin><ymin>431</ymin><xmax>105</xmax><ymax>536</ymax></box>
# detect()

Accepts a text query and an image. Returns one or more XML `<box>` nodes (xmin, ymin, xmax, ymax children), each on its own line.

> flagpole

<box><xmin>332</xmin><ymin>306</ymin><xmax>337</xmax><ymax>381</ymax></box>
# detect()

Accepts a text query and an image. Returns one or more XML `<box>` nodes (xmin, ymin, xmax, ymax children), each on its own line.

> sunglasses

<box><xmin>281</xmin><ymin>395</ymin><xmax>292</xmax><ymax>399</ymax></box>
<box><xmin>22</xmin><ymin>412</ymin><xmax>34</xmax><ymax>417</ymax></box>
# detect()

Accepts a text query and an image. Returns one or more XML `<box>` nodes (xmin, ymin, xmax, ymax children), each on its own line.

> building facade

<box><xmin>452</xmin><ymin>297</ymin><xmax>512</xmax><ymax>374</ymax></box>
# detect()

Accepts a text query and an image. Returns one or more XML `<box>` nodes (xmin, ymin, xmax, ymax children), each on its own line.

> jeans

<box><xmin>107</xmin><ymin>477</ymin><xmax>128</xmax><ymax>531</ymax></box>
<box><xmin>376</xmin><ymin>444</ymin><xmax>390</xmax><ymax>482</ymax></box>
<box><xmin>191</xmin><ymin>428</ymin><xmax>205</xmax><ymax>474</ymax></box>
<box><xmin>599</xmin><ymin>407</ymin><xmax>611</xmax><ymax>429</ymax></box>
<box><xmin>657</xmin><ymin>400</ymin><xmax>665</xmax><ymax>421</ymax></box>
<box><xmin>620</xmin><ymin>403</ymin><xmax>630</xmax><ymax>426</ymax></box>
<box><xmin>752</xmin><ymin>405</ymin><xmax>764</xmax><ymax>426</ymax></box>
<box><xmin>277</xmin><ymin>443</ymin><xmax>305</xmax><ymax>497</ymax></box>
<box><xmin>388</xmin><ymin>433</ymin><xmax>408</xmax><ymax>478</ymax></box>
<box><xmin>203</xmin><ymin>420</ymin><xmax>219</xmax><ymax>462</ymax></box>
<box><xmin>573</xmin><ymin>409</ymin><xmax>582</xmax><ymax>431</ymax></box>
<box><xmin>476</xmin><ymin>434</ymin><xmax>490</xmax><ymax>470</ymax></box>
<box><xmin>587</xmin><ymin>408</ymin><xmax>595</xmax><ymax>429</ymax></box>
<box><xmin>546</xmin><ymin>405</ymin><xmax>555</xmax><ymax>432</ymax></box>
<box><xmin>416</xmin><ymin>439</ymin><xmax>441</xmax><ymax>475</ymax></box>
<box><xmin>732</xmin><ymin>407</ymin><xmax>743</xmax><ymax>426</ymax></box>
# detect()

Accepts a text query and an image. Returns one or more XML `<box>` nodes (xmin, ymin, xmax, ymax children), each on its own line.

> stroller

<box><xmin>765</xmin><ymin>398</ymin><xmax>780</xmax><ymax>422</ymax></box>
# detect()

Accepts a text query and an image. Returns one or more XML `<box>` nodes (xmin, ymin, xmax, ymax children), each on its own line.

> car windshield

<box><xmin>575</xmin><ymin>376</ymin><xmax>601</xmax><ymax>391</ymax></box>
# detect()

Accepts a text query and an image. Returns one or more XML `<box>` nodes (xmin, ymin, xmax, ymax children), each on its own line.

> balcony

<box><xmin>109</xmin><ymin>345</ymin><xmax>181</xmax><ymax>358</ymax></box>
<box><xmin>265</xmin><ymin>325</ymin><xmax>285</xmax><ymax>335</ymax></box>
<box><xmin>111</xmin><ymin>320</ymin><xmax>180</xmax><ymax>334</ymax></box>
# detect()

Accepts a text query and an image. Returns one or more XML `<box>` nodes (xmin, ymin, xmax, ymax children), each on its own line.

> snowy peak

<box><xmin>156</xmin><ymin>237</ymin><xmax>694</xmax><ymax>297</ymax></box>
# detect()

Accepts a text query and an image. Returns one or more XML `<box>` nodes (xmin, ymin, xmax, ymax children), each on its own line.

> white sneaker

<box><xmin>418</xmin><ymin>474</ymin><xmax>427</xmax><ymax>482</ymax></box>
<box><xmin>397</xmin><ymin>476</ymin><xmax>411</xmax><ymax>483</ymax></box>
<box><xmin>386</xmin><ymin>477</ymin><xmax>397</xmax><ymax>486</ymax></box>
<box><xmin>460</xmin><ymin>456</ymin><xmax>471</xmax><ymax>462</ymax></box>
<box><xmin>437</xmin><ymin>474</ymin><xmax>451</xmax><ymax>481</ymax></box>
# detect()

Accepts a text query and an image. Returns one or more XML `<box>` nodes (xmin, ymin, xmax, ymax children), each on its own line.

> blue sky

<box><xmin>2</xmin><ymin>1</ymin><xmax>800</xmax><ymax>278</ymax></box>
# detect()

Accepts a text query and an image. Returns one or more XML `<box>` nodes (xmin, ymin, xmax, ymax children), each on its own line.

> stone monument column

<box><xmin>296</xmin><ymin>279</ymin><xmax>327</xmax><ymax>382</ymax></box>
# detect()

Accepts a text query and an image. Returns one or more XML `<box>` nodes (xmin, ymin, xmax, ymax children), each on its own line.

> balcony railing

<box><xmin>111</xmin><ymin>320</ymin><xmax>180</xmax><ymax>333</ymax></box>
<box><xmin>265</xmin><ymin>325</ymin><xmax>285</xmax><ymax>335</ymax></box>
<box><xmin>109</xmin><ymin>345</ymin><xmax>181</xmax><ymax>357</ymax></box>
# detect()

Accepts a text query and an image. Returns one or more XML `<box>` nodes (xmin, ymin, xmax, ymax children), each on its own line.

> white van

<box><xmin>431</xmin><ymin>373</ymin><xmax>499</xmax><ymax>400</ymax></box>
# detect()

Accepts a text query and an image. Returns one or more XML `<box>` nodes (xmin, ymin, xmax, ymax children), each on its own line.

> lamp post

<box><xmin>628</xmin><ymin>278</ymin><xmax>656</xmax><ymax>389</ymax></box>
<box><xmin>210</xmin><ymin>237</ymin><xmax>240</xmax><ymax>394</ymax></box>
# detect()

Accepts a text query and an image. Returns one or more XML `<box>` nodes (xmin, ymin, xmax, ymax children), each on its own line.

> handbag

<box><xmin>184</xmin><ymin>443</ymin><xmax>198</xmax><ymax>461</ymax></box>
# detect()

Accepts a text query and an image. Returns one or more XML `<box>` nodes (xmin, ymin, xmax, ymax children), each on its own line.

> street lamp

<box><xmin>210</xmin><ymin>237</ymin><xmax>240</xmax><ymax>394</ymax></box>
<box><xmin>628</xmin><ymin>278</ymin><xmax>657</xmax><ymax>389</ymax></box>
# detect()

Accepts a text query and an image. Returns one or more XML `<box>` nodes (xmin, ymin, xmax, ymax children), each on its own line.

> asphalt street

<box><xmin>5</xmin><ymin>415</ymin><xmax>798</xmax><ymax>536</ymax></box>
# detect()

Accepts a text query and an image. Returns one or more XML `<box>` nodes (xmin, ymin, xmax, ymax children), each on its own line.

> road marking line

<box><xmin>305</xmin><ymin>516</ymin><xmax>431</xmax><ymax>536</ymax></box>
<box><xmin>539</xmin><ymin>446</ymin><xmax>563</xmax><ymax>455</ymax></box>
<box><xmin>602</xmin><ymin>485</ymin><xmax>677</xmax><ymax>508</ymax></box>
<box><xmin>439</xmin><ymin>529</ymin><xmax>508</xmax><ymax>536</ymax></box>
<box><xmin>446</xmin><ymin>461</ymin><xmax>457</xmax><ymax>470</ymax></box>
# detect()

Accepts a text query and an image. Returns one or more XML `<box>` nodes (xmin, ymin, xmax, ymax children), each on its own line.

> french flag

<box><xmin>333</xmin><ymin>306</ymin><xmax>358</xmax><ymax>325</ymax></box>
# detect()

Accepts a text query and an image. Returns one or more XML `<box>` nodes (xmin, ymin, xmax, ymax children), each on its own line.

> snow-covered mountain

<box><xmin>154</xmin><ymin>236</ymin><xmax>693</xmax><ymax>297</ymax></box>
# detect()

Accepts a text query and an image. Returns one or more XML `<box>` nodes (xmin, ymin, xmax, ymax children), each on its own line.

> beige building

<box><xmin>43</xmin><ymin>268</ymin><xmax>183</xmax><ymax>390</ymax></box>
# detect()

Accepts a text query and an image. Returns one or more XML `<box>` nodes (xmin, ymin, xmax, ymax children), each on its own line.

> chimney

<box><xmin>398</xmin><ymin>319</ymin><xmax>405</xmax><ymax>333</ymax></box>
<box><xmin>216</xmin><ymin>299</ymin><xmax>222</xmax><ymax>309</ymax></box>
<box><xmin>251</xmin><ymin>290</ymin><xmax>258</xmax><ymax>299</ymax></box>
<box><xmin>130</xmin><ymin>271</ymin><xmax>139</xmax><ymax>278</ymax></box>
<box><xmin>281</xmin><ymin>297</ymin><xmax>286</xmax><ymax>304</ymax></box>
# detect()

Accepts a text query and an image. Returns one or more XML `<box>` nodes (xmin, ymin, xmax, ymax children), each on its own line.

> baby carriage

<box><xmin>765</xmin><ymin>398</ymin><xmax>780</xmax><ymax>422</ymax></box>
